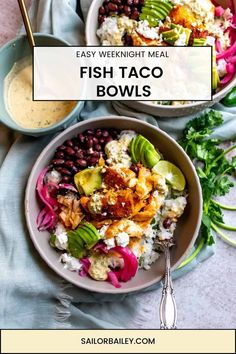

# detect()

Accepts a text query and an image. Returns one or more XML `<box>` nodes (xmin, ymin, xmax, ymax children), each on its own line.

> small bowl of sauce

<box><xmin>0</xmin><ymin>34</ymin><xmax>84</xmax><ymax>136</ymax></box>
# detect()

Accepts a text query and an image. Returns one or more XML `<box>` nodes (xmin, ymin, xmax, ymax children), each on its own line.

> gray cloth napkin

<box><xmin>0</xmin><ymin>0</ymin><xmax>236</xmax><ymax>329</ymax></box>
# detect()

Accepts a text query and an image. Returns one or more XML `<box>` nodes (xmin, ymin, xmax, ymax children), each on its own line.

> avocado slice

<box><xmin>74</xmin><ymin>167</ymin><xmax>102</xmax><ymax>196</ymax></box>
<box><xmin>79</xmin><ymin>222</ymin><xmax>100</xmax><ymax>249</ymax></box>
<box><xmin>129</xmin><ymin>137</ymin><xmax>137</xmax><ymax>163</ymax></box>
<box><xmin>67</xmin><ymin>230</ymin><xmax>85</xmax><ymax>259</ymax></box>
<box><xmin>162</xmin><ymin>29</ymin><xmax>180</xmax><ymax>45</ymax></box>
<box><xmin>78</xmin><ymin>227</ymin><xmax>99</xmax><ymax>249</ymax></box>
<box><xmin>133</xmin><ymin>135</ymin><xmax>143</xmax><ymax>163</ymax></box>
<box><xmin>193</xmin><ymin>38</ymin><xmax>206</xmax><ymax>46</ymax></box>
<box><xmin>49</xmin><ymin>234</ymin><xmax>56</xmax><ymax>248</ymax></box>
<box><xmin>142</xmin><ymin>7</ymin><xmax>166</xmax><ymax>20</ymax></box>
<box><xmin>133</xmin><ymin>135</ymin><xmax>161</xmax><ymax>168</ymax></box>
<box><xmin>145</xmin><ymin>1</ymin><xmax>173</xmax><ymax>14</ymax></box>
<box><xmin>144</xmin><ymin>148</ymin><xmax>160</xmax><ymax>168</ymax></box>
<box><xmin>139</xmin><ymin>13</ymin><xmax>159</xmax><ymax>27</ymax></box>
<box><xmin>171</xmin><ymin>24</ymin><xmax>192</xmax><ymax>45</ymax></box>
<box><xmin>212</xmin><ymin>67</ymin><xmax>220</xmax><ymax>90</ymax></box>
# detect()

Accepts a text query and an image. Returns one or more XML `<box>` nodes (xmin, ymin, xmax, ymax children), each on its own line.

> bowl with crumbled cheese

<box><xmin>25</xmin><ymin>116</ymin><xmax>202</xmax><ymax>293</ymax></box>
<box><xmin>86</xmin><ymin>0</ymin><xmax>236</xmax><ymax>117</ymax></box>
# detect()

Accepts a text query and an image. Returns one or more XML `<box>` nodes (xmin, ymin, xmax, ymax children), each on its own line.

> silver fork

<box><xmin>158</xmin><ymin>240</ymin><xmax>177</xmax><ymax>329</ymax></box>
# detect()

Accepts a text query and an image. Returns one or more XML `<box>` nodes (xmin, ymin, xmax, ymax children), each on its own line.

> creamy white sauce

<box><xmin>4</xmin><ymin>57</ymin><xmax>76</xmax><ymax>129</ymax></box>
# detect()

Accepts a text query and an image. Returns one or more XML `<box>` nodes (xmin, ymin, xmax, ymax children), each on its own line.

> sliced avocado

<box><xmin>133</xmin><ymin>135</ymin><xmax>143</xmax><ymax>163</ymax></box>
<box><xmin>67</xmin><ymin>230</ymin><xmax>85</xmax><ymax>259</ymax></box>
<box><xmin>139</xmin><ymin>138</ymin><xmax>150</xmax><ymax>165</ymax></box>
<box><xmin>79</xmin><ymin>222</ymin><xmax>100</xmax><ymax>249</ymax></box>
<box><xmin>145</xmin><ymin>1</ymin><xmax>173</xmax><ymax>13</ymax></box>
<box><xmin>135</xmin><ymin>135</ymin><xmax>149</xmax><ymax>162</ymax></box>
<box><xmin>140</xmin><ymin>139</ymin><xmax>157</xmax><ymax>166</ymax></box>
<box><xmin>212</xmin><ymin>48</ymin><xmax>219</xmax><ymax>90</ymax></box>
<box><xmin>144</xmin><ymin>147</ymin><xmax>161</xmax><ymax>168</ymax></box>
<box><xmin>212</xmin><ymin>67</ymin><xmax>220</xmax><ymax>90</ymax></box>
<box><xmin>193</xmin><ymin>38</ymin><xmax>206</xmax><ymax>46</ymax></box>
<box><xmin>133</xmin><ymin>134</ymin><xmax>161</xmax><ymax>168</ymax></box>
<box><xmin>49</xmin><ymin>234</ymin><xmax>56</xmax><ymax>248</ymax></box>
<box><xmin>139</xmin><ymin>13</ymin><xmax>159</xmax><ymax>27</ymax></box>
<box><xmin>171</xmin><ymin>24</ymin><xmax>191</xmax><ymax>45</ymax></box>
<box><xmin>78</xmin><ymin>227</ymin><xmax>98</xmax><ymax>249</ymax></box>
<box><xmin>162</xmin><ymin>29</ymin><xmax>179</xmax><ymax>45</ymax></box>
<box><xmin>142</xmin><ymin>7</ymin><xmax>166</xmax><ymax>20</ymax></box>
<box><xmin>74</xmin><ymin>167</ymin><xmax>102</xmax><ymax>196</ymax></box>
<box><xmin>129</xmin><ymin>137</ymin><xmax>137</xmax><ymax>163</ymax></box>
<box><xmin>145</xmin><ymin>0</ymin><xmax>173</xmax><ymax>11</ymax></box>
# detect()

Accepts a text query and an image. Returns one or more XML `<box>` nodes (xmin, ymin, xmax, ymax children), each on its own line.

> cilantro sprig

<box><xmin>178</xmin><ymin>110</ymin><xmax>236</xmax><ymax>267</ymax></box>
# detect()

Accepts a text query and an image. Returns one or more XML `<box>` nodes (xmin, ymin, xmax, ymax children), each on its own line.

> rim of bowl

<box><xmin>25</xmin><ymin>116</ymin><xmax>203</xmax><ymax>294</ymax></box>
<box><xmin>0</xmin><ymin>33</ymin><xmax>84</xmax><ymax>135</ymax></box>
<box><xmin>85</xmin><ymin>0</ymin><xmax>236</xmax><ymax>110</ymax></box>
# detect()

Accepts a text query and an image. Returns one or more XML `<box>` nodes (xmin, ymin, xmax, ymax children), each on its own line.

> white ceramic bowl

<box><xmin>25</xmin><ymin>116</ymin><xmax>202</xmax><ymax>293</ymax></box>
<box><xmin>86</xmin><ymin>0</ymin><xmax>236</xmax><ymax>117</ymax></box>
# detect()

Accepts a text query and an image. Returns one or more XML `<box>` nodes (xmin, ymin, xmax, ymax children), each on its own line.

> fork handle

<box><xmin>159</xmin><ymin>247</ymin><xmax>177</xmax><ymax>329</ymax></box>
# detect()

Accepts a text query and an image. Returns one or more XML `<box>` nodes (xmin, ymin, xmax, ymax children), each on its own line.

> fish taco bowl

<box><xmin>86</xmin><ymin>0</ymin><xmax>236</xmax><ymax>117</ymax></box>
<box><xmin>25</xmin><ymin>117</ymin><xmax>202</xmax><ymax>293</ymax></box>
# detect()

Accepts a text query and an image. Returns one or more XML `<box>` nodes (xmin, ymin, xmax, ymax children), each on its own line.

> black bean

<box><xmin>130</xmin><ymin>163</ymin><xmax>139</xmax><ymax>174</ymax></box>
<box><xmin>127</xmin><ymin>0</ymin><xmax>133</xmax><ymax>5</ymax></box>
<box><xmin>123</xmin><ymin>34</ymin><xmax>133</xmax><ymax>46</ymax></box>
<box><xmin>57</xmin><ymin>145</ymin><xmax>66</xmax><ymax>151</ymax></box>
<box><xmin>64</xmin><ymin>160</ymin><xmax>74</xmax><ymax>168</ymax></box>
<box><xmin>110</xmin><ymin>129</ymin><xmax>119</xmax><ymax>137</ymax></box>
<box><xmin>65</xmin><ymin>147</ymin><xmax>75</xmax><ymax>156</ymax></box>
<box><xmin>98</xmin><ymin>15</ymin><xmax>105</xmax><ymax>23</ymax></box>
<box><xmin>105</xmin><ymin>136</ymin><xmax>113</xmax><ymax>144</ymax></box>
<box><xmin>76</xmin><ymin>150</ymin><xmax>84</xmax><ymax>159</ymax></box>
<box><xmin>55</xmin><ymin>151</ymin><xmax>65</xmax><ymax>159</ymax></box>
<box><xmin>86</xmin><ymin>129</ymin><xmax>95</xmax><ymax>135</ymax></box>
<box><xmin>131</xmin><ymin>9</ymin><xmax>139</xmax><ymax>19</ymax></box>
<box><xmin>57</xmin><ymin>167</ymin><xmax>71</xmax><ymax>176</ymax></box>
<box><xmin>73</xmin><ymin>145</ymin><xmax>79</xmax><ymax>151</ymax></box>
<box><xmin>108</xmin><ymin>3</ymin><xmax>118</xmax><ymax>11</ymax></box>
<box><xmin>99</xmin><ymin>138</ymin><xmax>105</xmax><ymax>145</ymax></box>
<box><xmin>99</xmin><ymin>6</ymin><xmax>106</xmax><ymax>15</ymax></box>
<box><xmin>124</xmin><ymin>5</ymin><xmax>131</xmax><ymax>15</ymax></box>
<box><xmin>133</xmin><ymin>0</ymin><xmax>139</xmax><ymax>5</ymax></box>
<box><xmin>61</xmin><ymin>176</ymin><xmax>72</xmax><ymax>183</ymax></box>
<box><xmin>113</xmin><ymin>0</ymin><xmax>121</xmax><ymax>3</ymax></box>
<box><xmin>102</xmin><ymin>130</ymin><xmax>109</xmax><ymax>137</ymax></box>
<box><xmin>52</xmin><ymin>159</ymin><xmax>65</xmax><ymax>166</ymax></box>
<box><xmin>163</xmin><ymin>218</ymin><xmax>172</xmax><ymax>229</ymax></box>
<box><xmin>65</xmin><ymin>139</ymin><xmax>74</xmax><ymax>147</ymax></box>
<box><xmin>87</xmin><ymin>148</ymin><xmax>94</xmax><ymax>155</ymax></box>
<box><xmin>92</xmin><ymin>137</ymin><xmax>99</xmax><ymax>145</ymax></box>
<box><xmin>94</xmin><ymin>144</ymin><xmax>102</xmax><ymax>151</ymax></box>
<box><xmin>92</xmin><ymin>151</ymin><xmax>100</xmax><ymax>158</ymax></box>
<box><xmin>71</xmin><ymin>166</ymin><xmax>79</xmax><ymax>174</ymax></box>
<box><xmin>119</xmin><ymin>5</ymin><xmax>124</xmax><ymax>12</ymax></box>
<box><xmin>85</xmin><ymin>137</ymin><xmax>94</xmax><ymax>148</ymax></box>
<box><xmin>87</xmin><ymin>157</ymin><xmax>99</xmax><ymax>166</ymax></box>
<box><xmin>78</xmin><ymin>133</ymin><xmax>85</xmax><ymax>143</ymax></box>
<box><xmin>95</xmin><ymin>129</ymin><xmax>102</xmax><ymax>137</ymax></box>
<box><xmin>77</xmin><ymin>159</ymin><xmax>87</xmax><ymax>167</ymax></box>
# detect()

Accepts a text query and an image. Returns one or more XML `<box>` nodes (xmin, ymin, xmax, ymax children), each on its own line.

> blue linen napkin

<box><xmin>0</xmin><ymin>0</ymin><xmax>236</xmax><ymax>329</ymax></box>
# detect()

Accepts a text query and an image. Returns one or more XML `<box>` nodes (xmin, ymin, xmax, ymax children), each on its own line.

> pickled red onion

<box><xmin>215</xmin><ymin>6</ymin><xmax>224</xmax><ymax>16</ymax></box>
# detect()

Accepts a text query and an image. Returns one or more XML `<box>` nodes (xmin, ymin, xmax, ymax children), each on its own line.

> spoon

<box><xmin>158</xmin><ymin>239</ymin><xmax>177</xmax><ymax>329</ymax></box>
<box><xmin>18</xmin><ymin>0</ymin><xmax>35</xmax><ymax>48</ymax></box>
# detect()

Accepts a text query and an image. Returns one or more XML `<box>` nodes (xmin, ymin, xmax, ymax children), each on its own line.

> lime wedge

<box><xmin>152</xmin><ymin>161</ymin><xmax>186</xmax><ymax>191</ymax></box>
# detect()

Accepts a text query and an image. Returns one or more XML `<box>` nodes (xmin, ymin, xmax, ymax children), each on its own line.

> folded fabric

<box><xmin>0</xmin><ymin>0</ymin><xmax>236</xmax><ymax>329</ymax></box>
